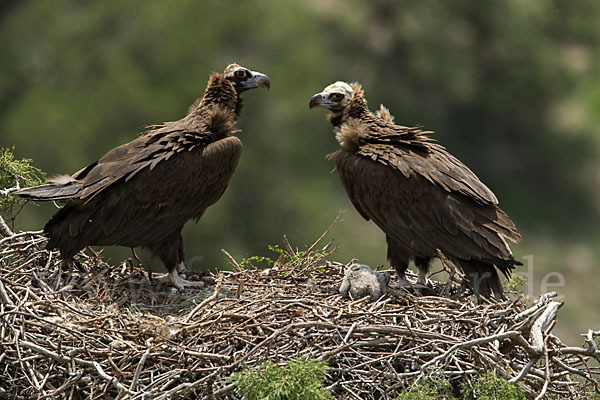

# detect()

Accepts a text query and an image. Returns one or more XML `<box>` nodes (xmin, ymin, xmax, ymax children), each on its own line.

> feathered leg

<box><xmin>176</xmin><ymin>234</ymin><xmax>186</xmax><ymax>274</ymax></box>
<box><xmin>414</xmin><ymin>256</ymin><xmax>431</xmax><ymax>285</ymax></box>
<box><xmin>386</xmin><ymin>236</ymin><xmax>411</xmax><ymax>288</ymax></box>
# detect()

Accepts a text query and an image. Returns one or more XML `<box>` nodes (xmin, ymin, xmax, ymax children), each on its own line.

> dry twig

<box><xmin>0</xmin><ymin>230</ymin><xmax>598</xmax><ymax>399</ymax></box>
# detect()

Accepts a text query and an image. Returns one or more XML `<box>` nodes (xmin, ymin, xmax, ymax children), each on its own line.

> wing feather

<box><xmin>334</xmin><ymin>150</ymin><xmax>519</xmax><ymax>265</ymax></box>
<box><xmin>43</xmin><ymin>136</ymin><xmax>242</xmax><ymax>256</ymax></box>
<box><xmin>363</xmin><ymin>120</ymin><xmax>499</xmax><ymax>206</ymax></box>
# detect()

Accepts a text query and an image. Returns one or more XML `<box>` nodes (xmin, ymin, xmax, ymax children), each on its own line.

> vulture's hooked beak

<box><xmin>309</xmin><ymin>93</ymin><xmax>334</xmax><ymax>110</ymax></box>
<box><xmin>238</xmin><ymin>71</ymin><xmax>271</xmax><ymax>90</ymax></box>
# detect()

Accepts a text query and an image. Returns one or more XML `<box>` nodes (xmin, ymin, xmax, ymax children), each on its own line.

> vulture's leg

<box><xmin>386</xmin><ymin>237</ymin><xmax>411</xmax><ymax>288</ymax></box>
<box><xmin>176</xmin><ymin>234</ymin><xmax>186</xmax><ymax>274</ymax></box>
<box><xmin>414</xmin><ymin>257</ymin><xmax>431</xmax><ymax>285</ymax></box>
<box><xmin>153</xmin><ymin>233</ymin><xmax>203</xmax><ymax>291</ymax></box>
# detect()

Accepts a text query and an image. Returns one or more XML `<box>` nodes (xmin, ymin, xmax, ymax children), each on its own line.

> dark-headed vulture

<box><xmin>309</xmin><ymin>81</ymin><xmax>521</xmax><ymax>300</ymax></box>
<box><xmin>16</xmin><ymin>64</ymin><xmax>270</xmax><ymax>290</ymax></box>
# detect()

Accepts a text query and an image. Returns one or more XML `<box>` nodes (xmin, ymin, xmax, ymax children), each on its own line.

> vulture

<box><xmin>309</xmin><ymin>81</ymin><xmax>521</xmax><ymax>300</ymax></box>
<box><xmin>16</xmin><ymin>64</ymin><xmax>270</xmax><ymax>290</ymax></box>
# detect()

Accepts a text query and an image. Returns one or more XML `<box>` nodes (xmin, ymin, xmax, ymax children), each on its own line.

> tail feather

<box><xmin>17</xmin><ymin>178</ymin><xmax>87</xmax><ymax>258</ymax></box>
<box><xmin>15</xmin><ymin>182</ymin><xmax>82</xmax><ymax>201</ymax></box>
<box><xmin>44</xmin><ymin>205</ymin><xmax>89</xmax><ymax>259</ymax></box>
<box><xmin>458</xmin><ymin>259</ymin><xmax>508</xmax><ymax>301</ymax></box>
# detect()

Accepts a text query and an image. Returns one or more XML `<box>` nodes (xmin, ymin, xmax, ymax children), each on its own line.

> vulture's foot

<box><xmin>417</xmin><ymin>269</ymin><xmax>428</xmax><ymax>286</ymax></box>
<box><xmin>388</xmin><ymin>277</ymin><xmax>413</xmax><ymax>290</ymax></box>
<box><xmin>159</xmin><ymin>270</ymin><xmax>204</xmax><ymax>291</ymax></box>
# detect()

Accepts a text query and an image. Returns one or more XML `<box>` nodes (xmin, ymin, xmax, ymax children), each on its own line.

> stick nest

<box><xmin>0</xmin><ymin>231</ymin><xmax>599</xmax><ymax>399</ymax></box>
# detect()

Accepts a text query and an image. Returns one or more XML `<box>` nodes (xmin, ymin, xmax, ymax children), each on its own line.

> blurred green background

<box><xmin>2</xmin><ymin>0</ymin><xmax>600</xmax><ymax>343</ymax></box>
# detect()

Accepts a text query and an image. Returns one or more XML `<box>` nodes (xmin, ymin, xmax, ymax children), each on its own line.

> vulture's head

<box><xmin>224</xmin><ymin>64</ymin><xmax>271</xmax><ymax>93</ymax></box>
<box><xmin>309</xmin><ymin>81</ymin><xmax>366</xmax><ymax>126</ymax></box>
<box><xmin>309</xmin><ymin>81</ymin><xmax>353</xmax><ymax>112</ymax></box>
<box><xmin>191</xmin><ymin>64</ymin><xmax>270</xmax><ymax>118</ymax></box>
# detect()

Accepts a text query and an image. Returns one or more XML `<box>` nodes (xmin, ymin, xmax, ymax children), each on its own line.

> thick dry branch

<box><xmin>514</xmin><ymin>292</ymin><xmax>557</xmax><ymax>321</ymax></box>
<box><xmin>530</xmin><ymin>301</ymin><xmax>562</xmax><ymax>352</ymax></box>
<box><xmin>418</xmin><ymin>330</ymin><xmax>521</xmax><ymax>376</ymax></box>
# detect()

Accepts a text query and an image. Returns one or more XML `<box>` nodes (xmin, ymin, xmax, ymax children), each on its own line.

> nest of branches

<box><xmin>0</xmin><ymin>227</ymin><xmax>599</xmax><ymax>400</ymax></box>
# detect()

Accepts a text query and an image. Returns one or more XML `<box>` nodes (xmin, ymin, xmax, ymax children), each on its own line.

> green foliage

<box><xmin>239</xmin><ymin>255</ymin><xmax>274</xmax><ymax>270</ymax></box>
<box><xmin>462</xmin><ymin>373</ymin><xmax>526</xmax><ymax>400</ymax></box>
<box><xmin>238</xmin><ymin>242</ymin><xmax>333</xmax><ymax>277</ymax></box>
<box><xmin>397</xmin><ymin>375</ymin><xmax>457</xmax><ymax>400</ymax></box>
<box><xmin>505</xmin><ymin>274</ymin><xmax>527</xmax><ymax>294</ymax></box>
<box><xmin>583</xmin><ymin>390</ymin><xmax>600</xmax><ymax>400</ymax></box>
<box><xmin>397</xmin><ymin>373</ymin><xmax>526</xmax><ymax>400</ymax></box>
<box><xmin>267</xmin><ymin>244</ymin><xmax>332</xmax><ymax>278</ymax></box>
<box><xmin>230</xmin><ymin>358</ymin><xmax>333</xmax><ymax>400</ymax></box>
<box><xmin>574</xmin><ymin>392</ymin><xmax>600</xmax><ymax>400</ymax></box>
<box><xmin>0</xmin><ymin>147</ymin><xmax>45</xmax><ymax>218</ymax></box>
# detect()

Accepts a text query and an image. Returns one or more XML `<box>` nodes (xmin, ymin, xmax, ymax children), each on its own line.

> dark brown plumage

<box><xmin>310</xmin><ymin>81</ymin><xmax>521</xmax><ymax>300</ymax></box>
<box><xmin>16</xmin><ymin>64</ymin><xmax>270</xmax><ymax>290</ymax></box>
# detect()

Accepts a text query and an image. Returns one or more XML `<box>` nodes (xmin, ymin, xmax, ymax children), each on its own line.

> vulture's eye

<box><xmin>330</xmin><ymin>93</ymin><xmax>344</xmax><ymax>101</ymax></box>
<box><xmin>235</xmin><ymin>69</ymin><xmax>248</xmax><ymax>79</ymax></box>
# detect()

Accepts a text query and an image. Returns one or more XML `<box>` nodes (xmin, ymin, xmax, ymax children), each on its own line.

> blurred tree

<box><xmin>1</xmin><ymin>0</ymin><xmax>600</xmax><ymax>270</ymax></box>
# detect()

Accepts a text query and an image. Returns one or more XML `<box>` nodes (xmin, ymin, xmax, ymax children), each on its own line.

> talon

<box><xmin>159</xmin><ymin>270</ymin><xmax>204</xmax><ymax>291</ymax></box>
<box><xmin>389</xmin><ymin>277</ymin><xmax>413</xmax><ymax>290</ymax></box>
